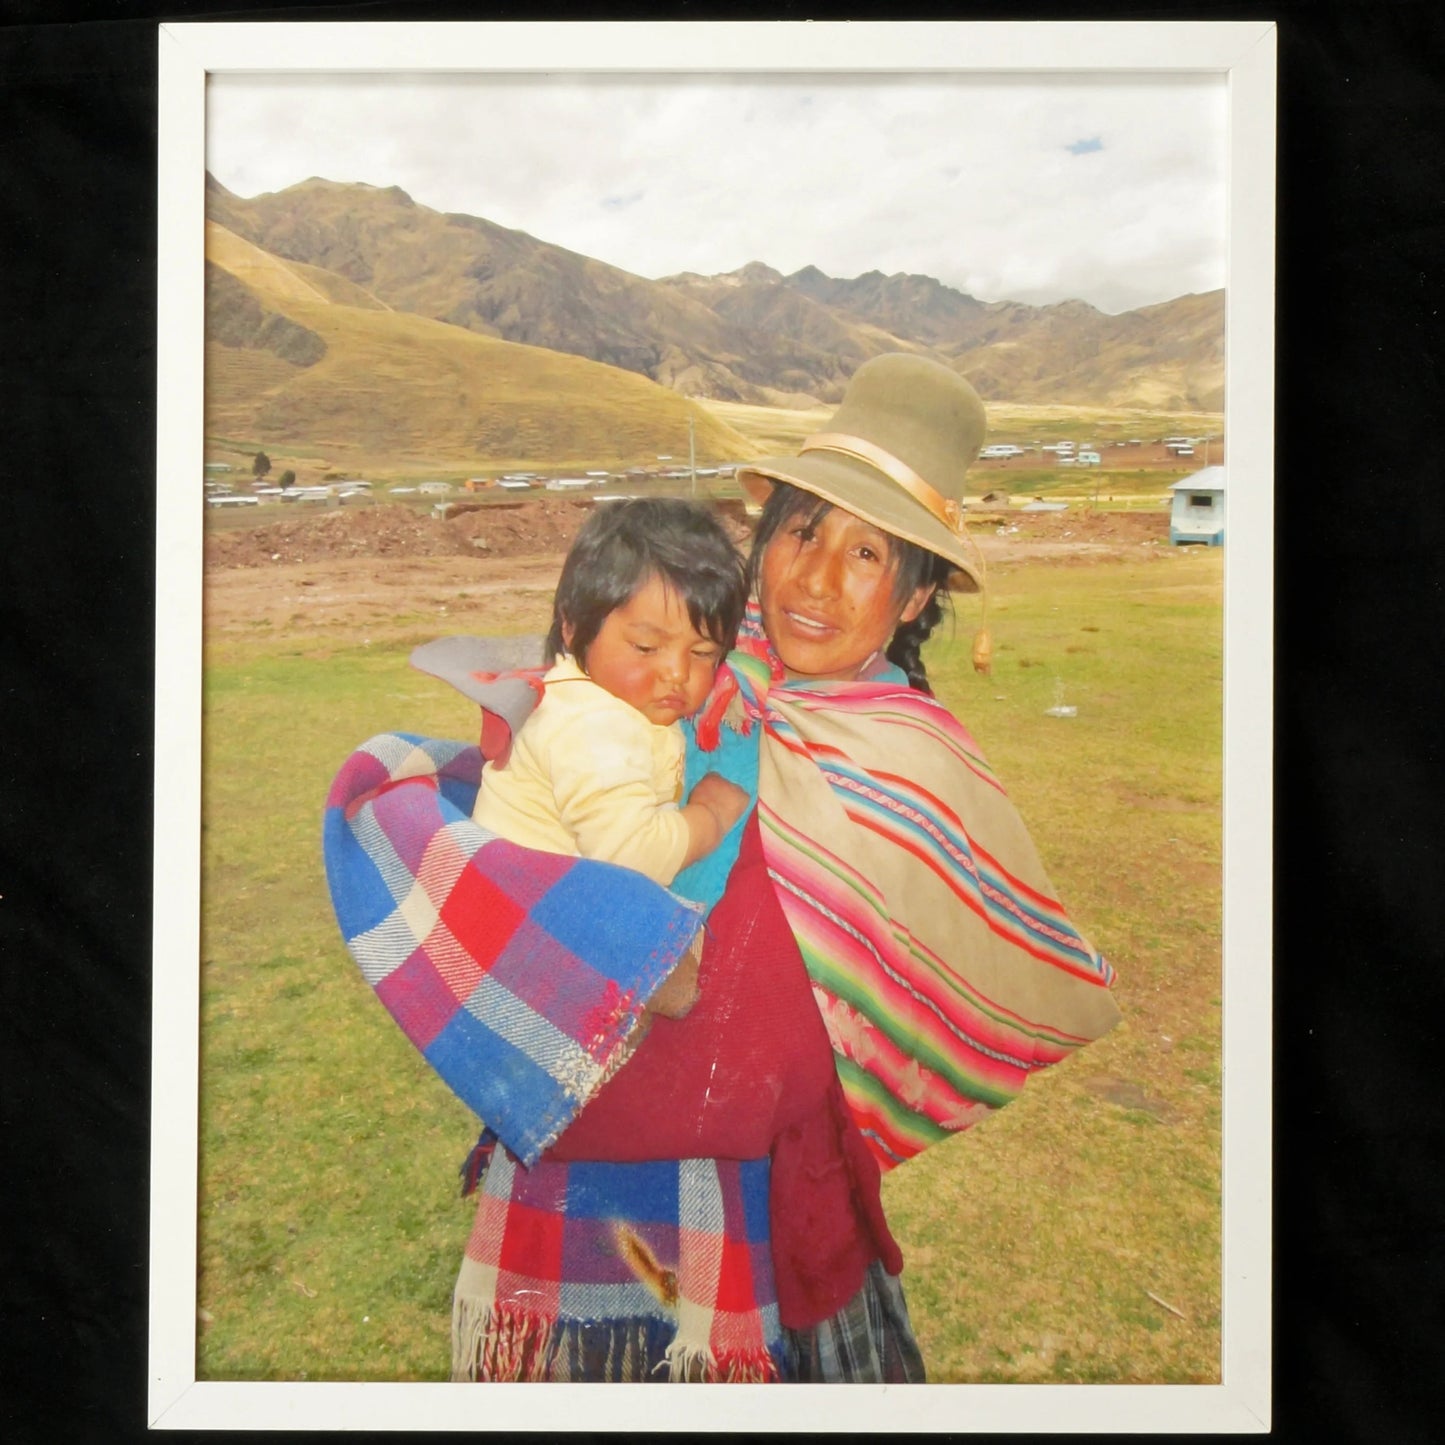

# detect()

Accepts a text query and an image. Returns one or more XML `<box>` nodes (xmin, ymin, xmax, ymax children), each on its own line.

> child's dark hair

<box><xmin>546</xmin><ymin>498</ymin><xmax>748</xmax><ymax>666</ymax></box>
<box><xmin>746</xmin><ymin>482</ymin><xmax>953</xmax><ymax>694</ymax></box>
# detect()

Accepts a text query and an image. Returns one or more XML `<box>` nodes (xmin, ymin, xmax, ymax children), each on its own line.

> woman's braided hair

<box><xmin>883</xmin><ymin>560</ymin><xmax>954</xmax><ymax>694</ymax></box>
<box><xmin>747</xmin><ymin>482</ymin><xmax>954</xmax><ymax>694</ymax></box>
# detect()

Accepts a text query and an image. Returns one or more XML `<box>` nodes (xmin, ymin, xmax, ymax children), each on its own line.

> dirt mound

<box><xmin>975</xmin><ymin>506</ymin><xmax>1172</xmax><ymax>569</ymax></box>
<box><xmin>205</xmin><ymin>496</ymin><xmax>757</xmax><ymax>571</ymax></box>
<box><xmin>203</xmin><ymin>497</ymin><xmax>598</xmax><ymax>570</ymax></box>
<box><xmin>986</xmin><ymin>508</ymin><xmax>1169</xmax><ymax>543</ymax></box>
<box><xmin>203</xmin><ymin>496</ymin><xmax>1166</xmax><ymax>580</ymax></box>
<box><xmin>203</xmin><ymin>499</ymin><xmax>1190</xmax><ymax>645</ymax></box>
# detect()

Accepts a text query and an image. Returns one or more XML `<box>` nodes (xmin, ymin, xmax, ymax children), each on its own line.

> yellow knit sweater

<box><xmin>472</xmin><ymin>655</ymin><xmax>690</xmax><ymax>885</ymax></box>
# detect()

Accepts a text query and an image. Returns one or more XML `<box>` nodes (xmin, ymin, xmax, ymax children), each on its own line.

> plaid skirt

<box><xmin>783</xmin><ymin>1260</ymin><xmax>927</xmax><ymax>1384</ymax></box>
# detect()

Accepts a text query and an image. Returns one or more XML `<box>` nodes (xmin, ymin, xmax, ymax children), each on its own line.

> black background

<box><xmin>4</xmin><ymin>3</ymin><xmax>1442</xmax><ymax>1441</ymax></box>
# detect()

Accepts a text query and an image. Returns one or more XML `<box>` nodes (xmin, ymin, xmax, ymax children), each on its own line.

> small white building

<box><xmin>1169</xmin><ymin>467</ymin><xmax>1225</xmax><ymax>546</ymax></box>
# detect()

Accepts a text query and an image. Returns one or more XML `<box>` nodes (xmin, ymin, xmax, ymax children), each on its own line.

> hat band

<box><xmin>800</xmin><ymin>432</ymin><xmax>965</xmax><ymax>537</ymax></box>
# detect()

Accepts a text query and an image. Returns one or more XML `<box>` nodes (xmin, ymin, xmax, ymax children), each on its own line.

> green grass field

<box><xmin>197</xmin><ymin>549</ymin><xmax>1223</xmax><ymax>1384</ymax></box>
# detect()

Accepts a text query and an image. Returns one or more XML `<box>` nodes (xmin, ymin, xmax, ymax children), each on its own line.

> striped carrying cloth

<box><xmin>322</xmin><ymin>732</ymin><xmax>705</xmax><ymax>1166</ymax></box>
<box><xmin>702</xmin><ymin>606</ymin><xmax>1122</xmax><ymax>1171</ymax></box>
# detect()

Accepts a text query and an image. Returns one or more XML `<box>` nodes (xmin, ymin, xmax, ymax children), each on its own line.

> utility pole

<box><xmin>688</xmin><ymin>412</ymin><xmax>696</xmax><ymax>499</ymax></box>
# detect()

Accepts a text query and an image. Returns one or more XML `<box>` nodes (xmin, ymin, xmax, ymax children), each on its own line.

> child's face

<box><xmin>568</xmin><ymin>574</ymin><xmax>724</xmax><ymax>726</ymax></box>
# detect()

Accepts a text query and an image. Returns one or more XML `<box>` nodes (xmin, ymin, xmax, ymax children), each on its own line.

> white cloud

<box><xmin>207</xmin><ymin>72</ymin><xmax>1226</xmax><ymax>315</ymax></box>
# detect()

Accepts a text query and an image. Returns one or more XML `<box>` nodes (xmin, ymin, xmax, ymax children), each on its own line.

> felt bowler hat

<box><xmin>736</xmin><ymin>353</ymin><xmax>989</xmax><ymax>592</ymax></box>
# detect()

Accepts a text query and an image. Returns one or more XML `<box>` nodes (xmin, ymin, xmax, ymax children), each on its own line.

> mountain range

<box><xmin>203</xmin><ymin>174</ymin><xmax>1223</xmax><ymax>470</ymax></box>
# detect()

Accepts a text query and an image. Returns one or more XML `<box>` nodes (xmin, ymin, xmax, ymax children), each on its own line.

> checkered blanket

<box><xmin>322</xmin><ymin>732</ymin><xmax>705</xmax><ymax>1166</ymax></box>
<box><xmin>453</xmin><ymin>1151</ymin><xmax>783</xmax><ymax>1382</ymax></box>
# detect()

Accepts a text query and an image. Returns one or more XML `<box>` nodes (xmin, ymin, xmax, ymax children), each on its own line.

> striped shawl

<box><xmin>704</xmin><ymin>607</ymin><xmax>1122</xmax><ymax>1171</ymax></box>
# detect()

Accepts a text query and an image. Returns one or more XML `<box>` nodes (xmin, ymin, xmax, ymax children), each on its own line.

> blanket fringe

<box><xmin>659</xmin><ymin>1336</ymin><xmax>713</xmax><ymax>1383</ymax></box>
<box><xmin>660</xmin><ymin>1339</ymin><xmax>781</xmax><ymax>1383</ymax></box>
<box><xmin>453</xmin><ymin>1296</ymin><xmax>780</xmax><ymax>1382</ymax></box>
<box><xmin>452</xmin><ymin>1298</ymin><xmax>554</xmax><ymax>1383</ymax></box>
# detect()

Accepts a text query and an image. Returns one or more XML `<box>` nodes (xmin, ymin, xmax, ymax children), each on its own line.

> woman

<box><xmin>324</xmin><ymin>354</ymin><xmax>1120</xmax><ymax>1383</ymax></box>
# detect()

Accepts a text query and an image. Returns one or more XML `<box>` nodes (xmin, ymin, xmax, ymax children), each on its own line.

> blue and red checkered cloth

<box><xmin>453</xmin><ymin>1151</ymin><xmax>783</xmax><ymax>1381</ymax></box>
<box><xmin>325</xmin><ymin>731</ymin><xmax>786</xmax><ymax>1380</ymax></box>
<box><xmin>322</xmin><ymin>732</ymin><xmax>704</xmax><ymax>1167</ymax></box>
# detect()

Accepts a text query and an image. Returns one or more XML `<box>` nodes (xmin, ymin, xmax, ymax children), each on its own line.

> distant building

<box><xmin>1169</xmin><ymin>467</ymin><xmax>1225</xmax><ymax>545</ymax></box>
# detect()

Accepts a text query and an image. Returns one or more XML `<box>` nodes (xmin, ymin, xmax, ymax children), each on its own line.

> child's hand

<box><xmin>677</xmin><ymin>774</ymin><xmax>750</xmax><ymax>870</ymax></box>
<box><xmin>689</xmin><ymin>772</ymin><xmax>750</xmax><ymax>835</ymax></box>
<box><xmin>647</xmin><ymin>930</ymin><xmax>703</xmax><ymax>1019</ymax></box>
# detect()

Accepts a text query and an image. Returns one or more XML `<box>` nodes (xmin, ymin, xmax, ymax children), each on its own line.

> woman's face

<box><xmin>757</xmin><ymin>502</ymin><xmax>934</xmax><ymax>681</ymax></box>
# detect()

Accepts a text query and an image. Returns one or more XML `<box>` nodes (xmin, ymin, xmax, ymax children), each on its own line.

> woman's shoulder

<box><xmin>789</xmin><ymin>675</ymin><xmax>984</xmax><ymax>759</ymax></box>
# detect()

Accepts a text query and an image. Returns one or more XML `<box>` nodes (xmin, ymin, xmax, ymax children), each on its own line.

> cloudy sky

<box><xmin>207</xmin><ymin>72</ymin><xmax>1226</xmax><ymax>316</ymax></box>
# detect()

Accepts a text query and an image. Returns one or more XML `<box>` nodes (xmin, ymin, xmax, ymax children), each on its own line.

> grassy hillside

<box><xmin>209</xmin><ymin>176</ymin><xmax>1224</xmax><ymax>412</ymax></box>
<box><xmin>946</xmin><ymin>292</ymin><xmax>1226</xmax><ymax>412</ymax></box>
<box><xmin>209</xmin><ymin>177</ymin><xmax>749</xmax><ymax>387</ymax></box>
<box><xmin>204</xmin><ymin>222</ymin><xmax>754</xmax><ymax>475</ymax></box>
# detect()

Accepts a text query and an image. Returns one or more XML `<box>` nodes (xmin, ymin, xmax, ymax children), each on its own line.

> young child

<box><xmin>473</xmin><ymin>499</ymin><xmax>751</xmax><ymax>1009</ymax></box>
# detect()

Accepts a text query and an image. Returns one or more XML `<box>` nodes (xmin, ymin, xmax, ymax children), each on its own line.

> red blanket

<box><xmin>547</xmin><ymin>812</ymin><xmax>901</xmax><ymax>1330</ymax></box>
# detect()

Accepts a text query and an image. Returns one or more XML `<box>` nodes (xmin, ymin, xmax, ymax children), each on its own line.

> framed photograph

<box><xmin>154</xmin><ymin>19</ymin><xmax>1274</xmax><ymax>1432</ymax></box>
